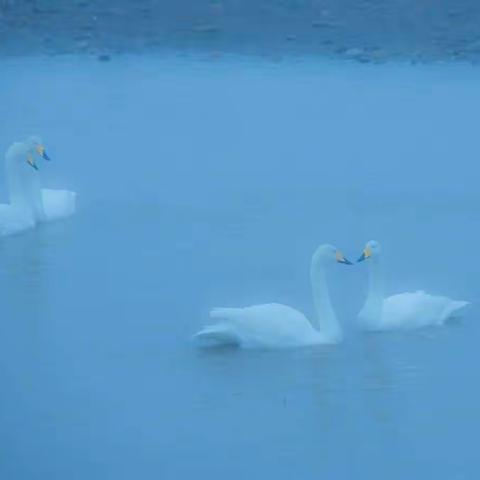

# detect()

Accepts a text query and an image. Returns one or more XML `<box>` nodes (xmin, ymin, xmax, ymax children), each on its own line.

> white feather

<box><xmin>0</xmin><ymin>137</ymin><xmax>76</xmax><ymax>236</ymax></box>
<box><xmin>194</xmin><ymin>244</ymin><xmax>350</xmax><ymax>349</ymax></box>
<box><xmin>359</xmin><ymin>241</ymin><xmax>469</xmax><ymax>331</ymax></box>
<box><xmin>195</xmin><ymin>303</ymin><xmax>325</xmax><ymax>349</ymax></box>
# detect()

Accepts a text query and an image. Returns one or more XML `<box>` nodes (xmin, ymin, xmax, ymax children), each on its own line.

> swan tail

<box><xmin>192</xmin><ymin>308</ymin><xmax>244</xmax><ymax>346</ymax></box>
<box><xmin>442</xmin><ymin>300</ymin><xmax>470</xmax><ymax>323</ymax></box>
<box><xmin>193</xmin><ymin>324</ymin><xmax>239</xmax><ymax>347</ymax></box>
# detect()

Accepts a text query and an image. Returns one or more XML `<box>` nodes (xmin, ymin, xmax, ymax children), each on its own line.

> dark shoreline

<box><xmin>2</xmin><ymin>1</ymin><xmax>480</xmax><ymax>64</ymax></box>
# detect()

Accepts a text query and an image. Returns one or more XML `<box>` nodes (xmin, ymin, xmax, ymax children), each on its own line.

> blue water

<box><xmin>0</xmin><ymin>55</ymin><xmax>479</xmax><ymax>479</ymax></box>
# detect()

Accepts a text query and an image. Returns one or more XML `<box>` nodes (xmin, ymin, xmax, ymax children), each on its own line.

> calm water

<box><xmin>0</xmin><ymin>55</ymin><xmax>479</xmax><ymax>479</ymax></box>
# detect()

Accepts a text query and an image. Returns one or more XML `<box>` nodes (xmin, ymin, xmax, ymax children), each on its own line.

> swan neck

<box><xmin>310</xmin><ymin>259</ymin><xmax>342</xmax><ymax>342</ymax></box>
<box><xmin>5</xmin><ymin>147</ymin><xmax>45</xmax><ymax>221</ymax></box>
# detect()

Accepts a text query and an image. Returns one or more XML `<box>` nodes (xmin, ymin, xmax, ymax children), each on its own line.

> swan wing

<box><xmin>42</xmin><ymin>189</ymin><xmax>76</xmax><ymax>221</ymax></box>
<box><xmin>194</xmin><ymin>323</ymin><xmax>240</xmax><ymax>346</ymax></box>
<box><xmin>195</xmin><ymin>303</ymin><xmax>320</xmax><ymax>348</ymax></box>
<box><xmin>382</xmin><ymin>292</ymin><xmax>469</xmax><ymax>329</ymax></box>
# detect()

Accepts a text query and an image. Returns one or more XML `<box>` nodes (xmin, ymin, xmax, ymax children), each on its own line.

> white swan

<box><xmin>0</xmin><ymin>136</ymin><xmax>76</xmax><ymax>236</ymax></box>
<box><xmin>357</xmin><ymin>240</ymin><xmax>469</xmax><ymax>330</ymax></box>
<box><xmin>194</xmin><ymin>244</ymin><xmax>352</xmax><ymax>348</ymax></box>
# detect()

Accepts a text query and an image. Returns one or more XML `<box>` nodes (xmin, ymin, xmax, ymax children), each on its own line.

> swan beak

<box><xmin>357</xmin><ymin>246</ymin><xmax>372</xmax><ymax>263</ymax></box>
<box><xmin>36</xmin><ymin>144</ymin><xmax>51</xmax><ymax>161</ymax></box>
<box><xmin>336</xmin><ymin>251</ymin><xmax>353</xmax><ymax>265</ymax></box>
<box><xmin>27</xmin><ymin>153</ymin><xmax>38</xmax><ymax>170</ymax></box>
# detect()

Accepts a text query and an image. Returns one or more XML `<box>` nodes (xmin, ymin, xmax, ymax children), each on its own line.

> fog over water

<box><xmin>0</xmin><ymin>54</ymin><xmax>479</xmax><ymax>478</ymax></box>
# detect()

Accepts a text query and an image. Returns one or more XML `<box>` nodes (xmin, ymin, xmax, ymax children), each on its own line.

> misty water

<box><xmin>0</xmin><ymin>55</ymin><xmax>479</xmax><ymax>479</ymax></box>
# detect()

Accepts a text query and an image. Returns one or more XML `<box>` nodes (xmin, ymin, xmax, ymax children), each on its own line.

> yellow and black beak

<box><xmin>357</xmin><ymin>246</ymin><xmax>372</xmax><ymax>263</ymax></box>
<box><xmin>336</xmin><ymin>251</ymin><xmax>353</xmax><ymax>265</ymax></box>
<box><xmin>36</xmin><ymin>144</ymin><xmax>51</xmax><ymax>161</ymax></box>
<box><xmin>27</xmin><ymin>153</ymin><xmax>38</xmax><ymax>170</ymax></box>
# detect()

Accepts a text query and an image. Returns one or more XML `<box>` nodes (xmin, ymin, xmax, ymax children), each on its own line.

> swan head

<box><xmin>312</xmin><ymin>244</ymin><xmax>353</xmax><ymax>267</ymax></box>
<box><xmin>24</xmin><ymin>135</ymin><xmax>51</xmax><ymax>170</ymax></box>
<box><xmin>357</xmin><ymin>240</ymin><xmax>381</xmax><ymax>262</ymax></box>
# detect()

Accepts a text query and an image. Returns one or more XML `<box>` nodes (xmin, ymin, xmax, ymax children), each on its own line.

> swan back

<box><xmin>381</xmin><ymin>291</ymin><xmax>469</xmax><ymax>330</ymax></box>
<box><xmin>195</xmin><ymin>304</ymin><xmax>323</xmax><ymax>348</ymax></box>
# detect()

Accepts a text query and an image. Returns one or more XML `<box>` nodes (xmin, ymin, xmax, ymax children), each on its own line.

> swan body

<box><xmin>196</xmin><ymin>304</ymin><xmax>325</xmax><ymax>349</ymax></box>
<box><xmin>358</xmin><ymin>240</ymin><xmax>469</xmax><ymax>331</ymax></box>
<box><xmin>0</xmin><ymin>136</ymin><xmax>76</xmax><ymax>235</ymax></box>
<box><xmin>194</xmin><ymin>244</ymin><xmax>352</xmax><ymax>348</ymax></box>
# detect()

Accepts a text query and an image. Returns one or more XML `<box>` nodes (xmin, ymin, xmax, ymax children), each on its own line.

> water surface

<box><xmin>0</xmin><ymin>55</ymin><xmax>478</xmax><ymax>479</ymax></box>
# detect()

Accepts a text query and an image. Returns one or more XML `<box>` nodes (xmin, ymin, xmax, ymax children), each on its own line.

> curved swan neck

<box><xmin>6</xmin><ymin>146</ymin><xmax>25</xmax><ymax>205</ymax></box>
<box><xmin>310</xmin><ymin>258</ymin><xmax>342</xmax><ymax>342</ymax></box>
<box><xmin>5</xmin><ymin>143</ymin><xmax>45</xmax><ymax>221</ymax></box>
<box><xmin>360</xmin><ymin>257</ymin><xmax>384</xmax><ymax>327</ymax></box>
